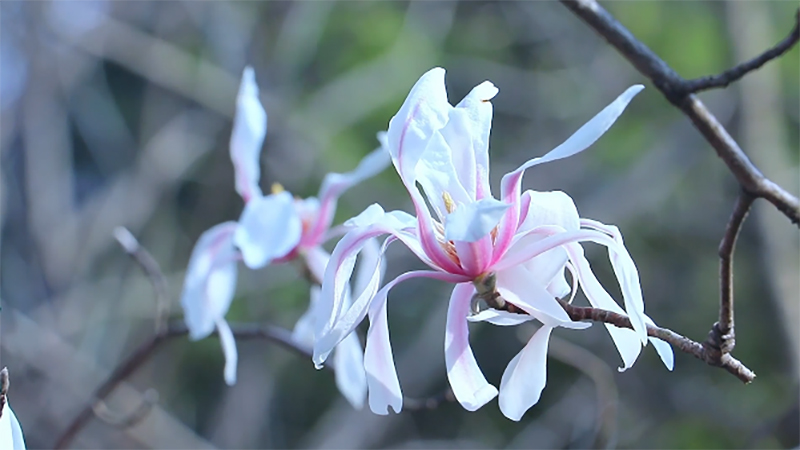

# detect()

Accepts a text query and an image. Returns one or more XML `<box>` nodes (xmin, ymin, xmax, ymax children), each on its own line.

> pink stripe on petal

<box><xmin>364</xmin><ymin>289</ymin><xmax>402</xmax><ymax>414</ymax></box>
<box><xmin>446</xmin><ymin>283</ymin><xmax>498</xmax><ymax>411</ymax></box>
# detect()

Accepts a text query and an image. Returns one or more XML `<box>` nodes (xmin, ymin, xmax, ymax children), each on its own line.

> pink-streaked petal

<box><xmin>386</xmin><ymin>67</ymin><xmax>451</xmax><ymax>188</ymax></box>
<box><xmin>563</xmin><ymin>243</ymin><xmax>642</xmax><ymax>371</ymax></box>
<box><xmin>234</xmin><ymin>191</ymin><xmax>302</xmax><ymax>269</ymax></box>
<box><xmin>216</xmin><ymin>319</ymin><xmax>238</xmax><ymax>386</ymax></box>
<box><xmin>0</xmin><ymin>402</ymin><xmax>26</xmax><ymax>450</ymax></box>
<box><xmin>495</xmin><ymin>265</ymin><xmax>590</xmax><ymax>330</ymax></box>
<box><xmin>364</xmin><ymin>289</ymin><xmax>403</xmax><ymax>414</ymax></box>
<box><xmin>307</xmin><ymin>146</ymin><xmax>391</xmax><ymax>244</ymax></box>
<box><xmin>494</xmin><ymin>86</ymin><xmax>644</xmax><ymax>258</ymax></box>
<box><xmin>467</xmin><ymin>309</ymin><xmax>537</xmax><ymax>326</ymax></box>
<box><xmin>499</xmin><ymin>325</ymin><xmax>553</xmax><ymax>421</ymax></box>
<box><xmin>229</xmin><ymin>66</ymin><xmax>267</xmax><ymax>203</ymax></box>
<box><xmin>446</xmin><ymin>283</ymin><xmax>499</xmax><ymax>411</ymax></box>
<box><xmin>334</xmin><ymin>326</ymin><xmax>368</xmax><ymax>409</ymax></box>
<box><xmin>444</xmin><ymin>197</ymin><xmax>509</xmax><ymax>243</ymax></box>
<box><xmin>181</xmin><ymin>222</ymin><xmax>239</xmax><ymax>341</ymax></box>
<box><xmin>454</xmin><ymin>233</ymin><xmax>493</xmax><ymax>277</ymax></box>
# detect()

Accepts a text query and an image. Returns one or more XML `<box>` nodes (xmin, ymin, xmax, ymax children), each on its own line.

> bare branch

<box><xmin>559</xmin><ymin>0</ymin><xmax>800</xmax><ymax>225</ymax></box>
<box><xmin>682</xmin><ymin>10</ymin><xmax>800</xmax><ymax>93</ymax></box>
<box><xmin>557</xmin><ymin>299</ymin><xmax>756</xmax><ymax>384</ymax></box>
<box><xmin>717</xmin><ymin>191</ymin><xmax>755</xmax><ymax>339</ymax></box>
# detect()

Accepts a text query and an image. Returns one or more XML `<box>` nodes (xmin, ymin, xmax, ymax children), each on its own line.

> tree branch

<box><xmin>559</xmin><ymin>0</ymin><xmax>800</xmax><ymax>225</ymax></box>
<box><xmin>557</xmin><ymin>300</ymin><xmax>756</xmax><ymax>383</ymax></box>
<box><xmin>682</xmin><ymin>10</ymin><xmax>800</xmax><ymax>93</ymax></box>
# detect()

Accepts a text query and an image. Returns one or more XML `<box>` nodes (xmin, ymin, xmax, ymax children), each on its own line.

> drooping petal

<box><xmin>0</xmin><ymin>402</ymin><xmax>26</xmax><ymax>450</ymax></box>
<box><xmin>304</xmin><ymin>246</ymin><xmax>330</xmax><ymax>286</ymax></box>
<box><xmin>181</xmin><ymin>222</ymin><xmax>239</xmax><ymax>341</ymax></box>
<box><xmin>353</xmin><ymin>237</ymin><xmax>384</xmax><ymax>300</ymax></box>
<box><xmin>645</xmin><ymin>316</ymin><xmax>675</xmax><ymax>371</ymax></box>
<box><xmin>444</xmin><ymin>197</ymin><xmax>509</xmax><ymax>243</ymax></box>
<box><xmin>230</xmin><ymin>66</ymin><xmax>267</xmax><ymax>202</ymax></box>
<box><xmin>334</xmin><ymin>325</ymin><xmax>368</xmax><ymax>409</ymax></box>
<box><xmin>494</xmin><ymin>85</ymin><xmax>644</xmax><ymax>256</ymax></box>
<box><xmin>364</xmin><ymin>287</ymin><xmax>402</xmax><ymax>414</ymax></box>
<box><xmin>216</xmin><ymin>319</ymin><xmax>238</xmax><ymax>386</ymax></box>
<box><xmin>563</xmin><ymin>242</ymin><xmax>642</xmax><ymax>371</ymax></box>
<box><xmin>291</xmin><ymin>286</ymin><xmax>319</xmax><ymax>349</ymax></box>
<box><xmin>445</xmin><ymin>283</ymin><xmax>499</xmax><ymax>411</ymax></box>
<box><xmin>234</xmin><ymin>191</ymin><xmax>302</xmax><ymax>269</ymax></box>
<box><xmin>307</xmin><ymin>146</ymin><xmax>392</xmax><ymax>244</ymax></box>
<box><xmin>498</xmin><ymin>325</ymin><xmax>553</xmax><ymax>421</ymax></box>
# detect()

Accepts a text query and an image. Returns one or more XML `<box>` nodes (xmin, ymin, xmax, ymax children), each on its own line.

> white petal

<box><xmin>333</xmin><ymin>328</ymin><xmax>368</xmax><ymax>409</ymax></box>
<box><xmin>216</xmin><ymin>319</ymin><xmax>238</xmax><ymax>386</ymax></box>
<box><xmin>415</xmin><ymin>131</ymin><xmax>471</xmax><ymax>220</ymax></box>
<box><xmin>234</xmin><ymin>191</ymin><xmax>302</xmax><ymax>269</ymax></box>
<box><xmin>499</xmin><ymin>325</ymin><xmax>553</xmax><ymax>421</ymax></box>
<box><xmin>181</xmin><ymin>222</ymin><xmax>239</xmax><ymax>341</ymax></box>
<box><xmin>304</xmin><ymin>246</ymin><xmax>330</xmax><ymax>286</ymax></box>
<box><xmin>353</xmin><ymin>238</ymin><xmax>384</xmax><ymax>301</ymax></box>
<box><xmin>444</xmin><ymin>198</ymin><xmax>509</xmax><ymax>243</ymax></box>
<box><xmin>308</xmin><ymin>146</ymin><xmax>391</xmax><ymax>243</ymax></box>
<box><xmin>448</xmin><ymin>80</ymin><xmax>497</xmax><ymax>200</ymax></box>
<box><xmin>467</xmin><ymin>309</ymin><xmax>537</xmax><ymax>326</ymax></box>
<box><xmin>563</xmin><ymin>243</ymin><xmax>642</xmax><ymax>371</ymax></box>
<box><xmin>230</xmin><ymin>66</ymin><xmax>267</xmax><ymax>202</ymax></box>
<box><xmin>364</xmin><ymin>290</ymin><xmax>402</xmax><ymax>414</ymax></box>
<box><xmin>445</xmin><ymin>283</ymin><xmax>498</xmax><ymax>411</ymax></box>
<box><xmin>494</xmin><ymin>86</ymin><xmax>644</xmax><ymax>257</ymax></box>
<box><xmin>495</xmin><ymin>264</ymin><xmax>590</xmax><ymax>330</ymax></box>
<box><xmin>0</xmin><ymin>403</ymin><xmax>26</xmax><ymax>450</ymax></box>
<box><xmin>386</xmin><ymin>67</ymin><xmax>451</xmax><ymax>187</ymax></box>
<box><xmin>648</xmin><ymin>337</ymin><xmax>674</xmax><ymax>371</ymax></box>
<box><xmin>516</xmin><ymin>190</ymin><xmax>581</xmax><ymax>235</ymax></box>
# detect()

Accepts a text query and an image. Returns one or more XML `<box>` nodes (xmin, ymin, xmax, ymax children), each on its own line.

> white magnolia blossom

<box><xmin>313</xmin><ymin>67</ymin><xmax>673</xmax><ymax>420</ymax></box>
<box><xmin>180</xmin><ymin>66</ymin><xmax>389</xmax><ymax>408</ymax></box>
<box><xmin>0</xmin><ymin>402</ymin><xmax>25</xmax><ymax>450</ymax></box>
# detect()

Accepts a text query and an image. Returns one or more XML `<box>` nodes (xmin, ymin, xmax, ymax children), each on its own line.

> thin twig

<box><xmin>559</xmin><ymin>0</ymin><xmax>800</xmax><ymax>225</ymax></box>
<box><xmin>557</xmin><ymin>299</ymin><xmax>756</xmax><ymax>383</ymax></box>
<box><xmin>114</xmin><ymin>227</ymin><xmax>171</xmax><ymax>334</ymax></box>
<box><xmin>682</xmin><ymin>10</ymin><xmax>800</xmax><ymax>93</ymax></box>
<box><xmin>716</xmin><ymin>191</ymin><xmax>755</xmax><ymax>341</ymax></box>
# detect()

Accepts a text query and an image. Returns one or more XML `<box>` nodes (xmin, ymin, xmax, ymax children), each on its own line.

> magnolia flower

<box><xmin>0</xmin><ymin>402</ymin><xmax>25</xmax><ymax>450</ymax></box>
<box><xmin>180</xmin><ymin>66</ymin><xmax>389</xmax><ymax>408</ymax></box>
<box><xmin>313</xmin><ymin>67</ymin><xmax>674</xmax><ymax>420</ymax></box>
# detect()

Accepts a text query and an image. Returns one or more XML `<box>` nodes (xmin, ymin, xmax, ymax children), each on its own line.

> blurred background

<box><xmin>1</xmin><ymin>1</ymin><xmax>798</xmax><ymax>448</ymax></box>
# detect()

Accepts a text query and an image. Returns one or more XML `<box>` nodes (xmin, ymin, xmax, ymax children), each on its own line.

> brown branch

<box><xmin>559</xmin><ymin>0</ymin><xmax>800</xmax><ymax>225</ymax></box>
<box><xmin>558</xmin><ymin>299</ymin><xmax>756</xmax><ymax>384</ymax></box>
<box><xmin>717</xmin><ymin>191</ymin><xmax>755</xmax><ymax>340</ymax></box>
<box><xmin>682</xmin><ymin>10</ymin><xmax>800</xmax><ymax>93</ymax></box>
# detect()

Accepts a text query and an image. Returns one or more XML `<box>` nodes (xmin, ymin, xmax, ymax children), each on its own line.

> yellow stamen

<box><xmin>271</xmin><ymin>183</ymin><xmax>284</xmax><ymax>194</ymax></box>
<box><xmin>442</xmin><ymin>191</ymin><xmax>456</xmax><ymax>214</ymax></box>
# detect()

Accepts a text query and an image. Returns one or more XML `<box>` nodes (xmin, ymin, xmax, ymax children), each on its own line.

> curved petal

<box><xmin>499</xmin><ymin>325</ymin><xmax>553</xmax><ymax>421</ymax></box>
<box><xmin>445</xmin><ymin>283</ymin><xmax>499</xmax><ymax>411</ymax></box>
<box><xmin>304</xmin><ymin>246</ymin><xmax>330</xmax><ymax>286</ymax></box>
<box><xmin>216</xmin><ymin>319</ymin><xmax>238</xmax><ymax>386</ymax></box>
<box><xmin>364</xmin><ymin>287</ymin><xmax>402</xmax><ymax>414</ymax></box>
<box><xmin>181</xmin><ymin>222</ymin><xmax>239</xmax><ymax>341</ymax></box>
<box><xmin>234</xmin><ymin>191</ymin><xmax>302</xmax><ymax>269</ymax></box>
<box><xmin>308</xmin><ymin>146</ymin><xmax>392</xmax><ymax>244</ymax></box>
<box><xmin>494</xmin><ymin>85</ymin><xmax>644</xmax><ymax>257</ymax></box>
<box><xmin>386</xmin><ymin>67</ymin><xmax>451</xmax><ymax>188</ymax></box>
<box><xmin>334</xmin><ymin>327</ymin><xmax>368</xmax><ymax>409</ymax></box>
<box><xmin>415</xmin><ymin>131</ymin><xmax>471</xmax><ymax>220</ymax></box>
<box><xmin>230</xmin><ymin>66</ymin><xmax>267</xmax><ymax>202</ymax></box>
<box><xmin>0</xmin><ymin>403</ymin><xmax>26</xmax><ymax>450</ymax></box>
<box><xmin>563</xmin><ymin>243</ymin><xmax>642</xmax><ymax>371</ymax></box>
<box><xmin>645</xmin><ymin>316</ymin><xmax>675</xmax><ymax>371</ymax></box>
<box><xmin>353</xmin><ymin>237</ymin><xmax>384</xmax><ymax>300</ymax></box>
<box><xmin>448</xmin><ymin>80</ymin><xmax>498</xmax><ymax>200</ymax></box>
